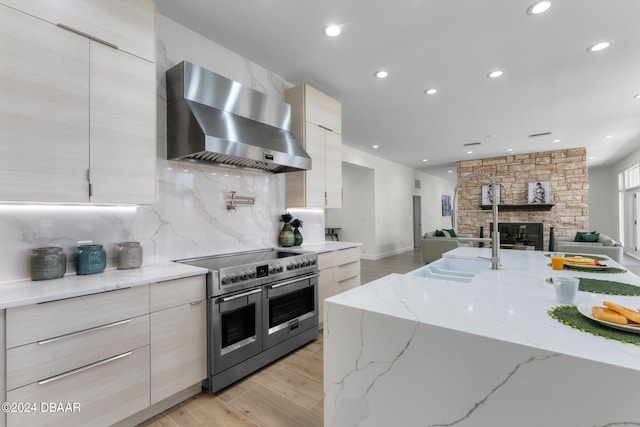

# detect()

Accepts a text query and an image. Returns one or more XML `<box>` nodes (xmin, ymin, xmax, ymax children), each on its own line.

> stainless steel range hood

<box><xmin>165</xmin><ymin>61</ymin><xmax>311</xmax><ymax>173</ymax></box>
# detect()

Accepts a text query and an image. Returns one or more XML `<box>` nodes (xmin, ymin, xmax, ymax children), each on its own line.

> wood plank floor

<box><xmin>137</xmin><ymin>248</ymin><xmax>423</xmax><ymax>427</ymax></box>
<box><xmin>138</xmin><ymin>248</ymin><xmax>640</xmax><ymax>426</ymax></box>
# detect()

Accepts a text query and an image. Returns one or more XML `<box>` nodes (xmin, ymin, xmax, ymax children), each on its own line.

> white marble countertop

<box><xmin>0</xmin><ymin>262</ymin><xmax>208</xmax><ymax>309</ymax></box>
<box><xmin>326</xmin><ymin>247</ymin><xmax>640</xmax><ymax>373</ymax></box>
<box><xmin>280</xmin><ymin>241</ymin><xmax>362</xmax><ymax>254</ymax></box>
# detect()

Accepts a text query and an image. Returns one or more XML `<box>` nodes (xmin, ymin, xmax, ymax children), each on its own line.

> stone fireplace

<box><xmin>456</xmin><ymin>148</ymin><xmax>588</xmax><ymax>250</ymax></box>
<box><xmin>490</xmin><ymin>222</ymin><xmax>544</xmax><ymax>250</ymax></box>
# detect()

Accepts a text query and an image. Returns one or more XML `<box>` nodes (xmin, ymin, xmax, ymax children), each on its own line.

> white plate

<box><xmin>577</xmin><ymin>304</ymin><xmax>640</xmax><ymax>333</ymax></box>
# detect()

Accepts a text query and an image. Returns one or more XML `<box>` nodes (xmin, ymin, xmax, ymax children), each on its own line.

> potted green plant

<box><xmin>278</xmin><ymin>212</ymin><xmax>295</xmax><ymax>247</ymax></box>
<box><xmin>291</xmin><ymin>218</ymin><xmax>303</xmax><ymax>246</ymax></box>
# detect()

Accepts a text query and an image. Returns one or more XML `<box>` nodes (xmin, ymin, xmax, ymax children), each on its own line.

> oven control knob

<box><xmin>240</xmin><ymin>272</ymin><xmax>248</xmax><ymax>280</ymax></box>
<box><xmin>304</xmin><ymin>260</ymin><xmax>311</xmax><ymax>266</ymax></box>
<box><xmin>287</xmin><ymin>263</ymin><xmax>294</xmax><ymax>271</ymax></box>
<box><xmin>249</xmin><ymin>271</ymin><xmax>256</xmax><ymax>279</ymax></box>
<box><xmin>310</xmin><ymin>259</ymin><xmax>316</xmax><ymax>265</ymax></box>
<box><xmin>221</xmin><ymin>276</ymin><xmax>231</xmax><ymax>285</ymax></box>
<box><xmin>277</xmin><ymin>266</ymin><xmax>283</xmax><ymax>273</ymax></box>
<box><xmin>269</xmin><ymin>267</ymin><xmax>276</xmax><ymax>274</ymax></box>
<box><xmin>231</xmin><ymin>274</ymin><xmax>240</xmax><ymax>283</ymax></box>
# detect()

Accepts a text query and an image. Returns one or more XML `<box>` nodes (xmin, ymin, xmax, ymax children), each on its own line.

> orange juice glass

<box><xmin>551</xmin><ymin>254</ymin><xmax>564</xmax><ymax>270</ymax></box>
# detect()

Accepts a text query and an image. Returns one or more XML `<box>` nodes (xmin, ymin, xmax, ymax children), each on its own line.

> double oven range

<box><xmin>179</xmin><ymin>249</ymin><xmax>319</xmax><ymax>392</ymax></box>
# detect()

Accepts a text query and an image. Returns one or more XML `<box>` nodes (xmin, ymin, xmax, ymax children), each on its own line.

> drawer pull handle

<box><xmin>38</xmin><ymin>351</ymin><xmax>132</xmax><ymax>385</ymax></box>
<box><xmin>190</xmin><ymin>300</ymin><xmax>204</xmax><ymax>305</ymax></box>
<box><xmin>37</xmin><ymin>319</ymin><xmax>132</xmax><ymax>345</ymax></box>
<box><xmin>56</xmin><ymin>23</ymin><xmax>118</xmax><ymax>49</ymax></box>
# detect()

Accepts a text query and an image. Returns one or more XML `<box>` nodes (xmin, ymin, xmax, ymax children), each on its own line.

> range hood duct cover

<box><xmin>166</xmin><ymin>61</ymin><xmax>311</xmax><ymax>173</ymax></box>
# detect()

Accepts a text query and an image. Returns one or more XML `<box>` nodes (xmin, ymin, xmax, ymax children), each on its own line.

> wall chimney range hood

<box><xmin>165</xmin><ymin>61</ymin><xmax>311</xmax><ymax>173</ymax></box>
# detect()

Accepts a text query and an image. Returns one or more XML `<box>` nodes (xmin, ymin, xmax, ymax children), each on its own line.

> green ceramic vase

<box><xmin>279</xmin><ymin>222</ymin><xmax>295</xmax><ymax>247</ymax></box>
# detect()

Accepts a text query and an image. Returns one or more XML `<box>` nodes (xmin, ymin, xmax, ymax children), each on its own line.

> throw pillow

<box><xmin>444</xmin><ymin>228</ymin><xmax>457</xmax><ymax>237</ymax></box>
<box><xmin>434</xmin><ymin>229</ymin><xmax>457</xmax><ymax>237</ymax></box>
<box><xmin>574</xmin><ymin>231</ymin><xmax>599</xmax><ymax>242</ymax></box>
<box><xmin>598</xmin><ymin>234</ymin><xmax>616</xmax><ymax>246</ymax></box>
<box><xmin>435</xmin><ymin>229</ymin><xmax>446</xmax><ymax>237</ymax></box>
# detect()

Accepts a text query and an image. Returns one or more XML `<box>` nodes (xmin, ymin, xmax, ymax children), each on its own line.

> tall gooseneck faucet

<box><xmin>452</xmin><ymin>172</ymin><xmax>500</xmax><ymax>269</ymax></box>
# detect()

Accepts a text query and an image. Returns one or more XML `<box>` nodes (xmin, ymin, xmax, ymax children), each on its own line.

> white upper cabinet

<box><xmin>285</xmin><ymin>84</ymin><xmax>343</xmax><ymax>209</ymax></box>
<box><xmin>0</xmin><ymin>1</ymin><xmax>156</xmax><ymax>204</ymax></box>
<box><xmin>0</xmin><ymin>0</ymin><xmax>155</xmax><ymax>62</ymax></box>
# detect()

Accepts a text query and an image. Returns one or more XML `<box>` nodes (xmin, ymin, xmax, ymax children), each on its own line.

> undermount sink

<box><xmin>405</xmin><ymin>257</ymin><xmax>491</xmax><ymax>283</ymax></box>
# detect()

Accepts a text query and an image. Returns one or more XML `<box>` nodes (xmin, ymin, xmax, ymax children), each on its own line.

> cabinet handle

<box><xmin>56</xmin><ymin>23</ymin><xmax>118</xmax><ymax>49</ymax></box>
<box><xmin>268</xmin><ymin>273</ymin><xmax>319</xmax><ymax>289</ymax></box>
<box><xmin>317</xmin><ymin>124</ymin><xmax>334</xmax><ymax>132</ymax></box>
<box><xmin>190</xmin><ymin>300</ymin><xmax>204</xmax><ymax>305</ymax></box>
<box><xmin>37</xmin><ymin>319</ymin><xmax>132</xmax><ymax>345</ymax></box>
<box><xmin>38</xmin><ymin>351</ymin><xmax>132</xmax><ymax>385</ymax></box>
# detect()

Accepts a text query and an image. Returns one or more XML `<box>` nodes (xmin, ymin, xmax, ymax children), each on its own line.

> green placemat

<box><xmin>545</xmin><ymin>277</ymin><xmax>640</xmax><ymax>296</ymax></box>
<box><xmin>544</xmin><ymin>253</ymin><xmax>609</xmax><ymax>261</ymax></box>
<box><xmin>549</xmin><ymin>305</ymin><xmax>640</xmax><ymax>346</ymax></box>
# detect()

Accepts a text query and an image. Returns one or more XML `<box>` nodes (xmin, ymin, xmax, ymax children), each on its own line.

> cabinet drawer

<box><xmin>6</xmin><ymin>285</ymin><xmax>149</xmax><ymax>348</ymax></box>
<box><xmin>150</xmin><ymin>301</ymin><xmax>206</xmax><ymax>404</ymax></box>
<box><xmin>150</xmin><ymin>275</ymin><xmax>206</xmax><ymax>312</ymax></box>
<box><xmin>7</xmin><ymin>315</ymin><xmax>149</xmax><ymax>391</ymax></box>
<box><xmin>335</xmin><ymin>247</ymin><xmax>360</xmax><ymax>266</ymax></box>
<box><xmin>336</xmin><ymin>276</ymin><xmax>360</xmax><ymax>294</ymax></box>
<box><xmin>7</xmin><ymin>346</ymin><xmax>150</xmax><ymax>427</ymax></box>
<box><xmin>317</xmin><ymin>252</ymin><xmax>334</xmax><ymax>270</ymax></box>
<box><xmin>304</xmin><ymin>85</ymin><xmax>342</xmax><ymax>134</ymax></box>
<box><xmin>336</xmin><ymin>260</ymin><xmax>360</xmax><ymax>283</ymax></box>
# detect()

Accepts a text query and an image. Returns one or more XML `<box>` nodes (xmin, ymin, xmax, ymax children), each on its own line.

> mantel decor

<box><xmin>481</xmin><ymin>204</ymin><xmax>555</xmax><ymax>212</ymax></box>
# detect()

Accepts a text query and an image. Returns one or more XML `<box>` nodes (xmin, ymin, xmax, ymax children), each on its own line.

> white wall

<box><xmin>588</xmin><ymin>165</ymin><xmax>619</xmax><ymax>239</ymax></box>
<box><xmin>338</xmin><ymin>145</ymin><xmax>455</xmax><ymax>259</ymax></box>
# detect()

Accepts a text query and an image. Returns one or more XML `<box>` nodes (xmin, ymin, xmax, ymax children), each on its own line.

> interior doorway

<box><xmin>413</xmin><ymin>195</ymin><xmax>422</xmax><ymax>248</ymax></box>
<box><xmin>623</xmin><ymin>191</ymin><xmax>639</xmax><ymax>257</ymax></box>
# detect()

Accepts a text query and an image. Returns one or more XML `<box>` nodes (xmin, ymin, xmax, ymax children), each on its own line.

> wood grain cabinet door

<box><xmin>88</xmin><ymin>42</ymin><xmax>156</xmax><ymax>204</ymax></box>
<box><xmin>0</xmin><ymin>5</ymin><xmax>89</xmax><ymax>203</ymax></box>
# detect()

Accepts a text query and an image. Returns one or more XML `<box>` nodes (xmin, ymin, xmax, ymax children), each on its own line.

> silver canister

<box><xmin>30</xmin><ymin>246</ymin><xmax>66</xmax><ymax>281</ymax></box>
<box><xmin>115</xmin><ymin>242</ymin><xmax>143</xmax><ymax>269</ymax></box>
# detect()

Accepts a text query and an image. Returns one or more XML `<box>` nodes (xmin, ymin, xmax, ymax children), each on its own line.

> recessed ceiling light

<box><xmin>527</xmin><ymin>1</ymin><xmax>551</xmax><ymax>15</ymax></box>
<box><xmin>448</xmin><ymin>170</ymin><xmax>453</xmax><ymax>173</ymax></box>
<box><xmin>487</xmin><ymin>70</ymin><xmax>504</xmax><ymax>78</ymax></box>
<box><xmin>372</xmin><ymin>145</ymin><xmax>379</xmax><ymax>148</ymax></box>
<box><xmin>424</xmin><ymin>88</ymin><xmax>438</xmax><ymax>95</ymax></box>
<box><xmin>466</xmin><ymin>151</ymin><xmax>473</xmax><ymax>154</ymax></box>
<box><xmin>506</xmin><ymin>148</ymin><xmax>514</xmax><ymax>152</ymax></box>
<box><xmin>552</xmin><ymin>139</ymin><xmax>561</xmax><ymax>143</ymax></box>
<box><xmin>604</xmin><ymin>135</ymin><xmax>613</xmax><ymax>139</ymax></box>
<box><xmin>422</xmin><ymin>159</ymin><xmax>428</xmax><ymax>162</ymax></box>
<box><xmin>323</xmin><ymin>25</ymin><xmax>341</xmax><ymax>37</ymax></box>
<box><xmin>588</xmin><ymin>156</ymin><xmax>596</xmax><ymax>160</ymax></box>
<box><xmin>634</xmin><ymin>94</ymin><xmax>640</xmax><ymax>98</ymax></box>
<box><xmin>587</xmin><ymin>41</ymin><xmax>611</xmax><ymax>52</ymax></box>
<box><xmin>374</xmin><ymin>70</ymin><xmax>389</xmax><ymax>79</ymax></box>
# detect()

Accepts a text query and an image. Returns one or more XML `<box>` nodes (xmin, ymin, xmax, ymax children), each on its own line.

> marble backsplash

<box><xmin>0</xmin><ymin>14</ymin><xmax>324</xmax><ymax>283</ymax></box>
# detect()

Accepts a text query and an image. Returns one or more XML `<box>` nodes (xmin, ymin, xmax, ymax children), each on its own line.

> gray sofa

<box><xmin>554</xmin><ymin>234</ymin><xmax>623</xmax><ymax>263</ymax></box>
<box><xmin>421</xmin><ymin>230</ymin><xmax>474</xmax><ymax>264</ymax></box>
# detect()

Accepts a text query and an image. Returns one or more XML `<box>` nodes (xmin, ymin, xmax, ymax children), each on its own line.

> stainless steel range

<box><xmin>178</xmin><ymin>248</ymin><xmax>319</xmax><ymax>392</ymax></box>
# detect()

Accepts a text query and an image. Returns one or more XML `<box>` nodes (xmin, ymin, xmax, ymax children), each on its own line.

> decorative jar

<box><xmin>30</xmin><ymin>246</ymin><xmax>66</xmax><ymax>281</ymax></box>
<box><xmin>115</xmin><ymin>242</ymin><xmax>143</xmax><ymax>269</ymax></box>
<box><xmin>76</xmin><ymin>244</ymin><xmax>106</xmax><ymax>275</ymax></box>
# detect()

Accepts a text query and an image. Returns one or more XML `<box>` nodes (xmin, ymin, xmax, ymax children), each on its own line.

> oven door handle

<box><xmin>267</xmin><ymin>273</ymin><xmax>319</xmax><ymax>290</ymax></box>
<box><xmin>219</xmin><ymin>288</ymin><xmax>262</xmax><ymax>302</ymax></box>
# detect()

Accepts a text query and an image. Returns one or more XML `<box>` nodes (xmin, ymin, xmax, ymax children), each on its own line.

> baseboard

<box><xmin>360</xmin><ymin>246</ymin><xmax>416</xmax><ymax>261</ymax></box>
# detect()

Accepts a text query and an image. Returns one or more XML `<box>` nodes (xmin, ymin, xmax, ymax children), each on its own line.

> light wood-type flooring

<box><xmin>137</xmin><ymin>248</ymin><xmax>424</xmax><ymax>427</ymax></box>
<box><xmin>138</xmin><ymin>248</ymin><xmax>640</xmax><ymax>426</ymax></box>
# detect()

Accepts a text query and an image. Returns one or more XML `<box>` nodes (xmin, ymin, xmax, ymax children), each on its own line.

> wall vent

<box><xmin>415</xmin><ymin>179</ymin><xmax>421</xmax><ymax>189</ymax></box>
<box><xmin>528</xmin><ymin>132</ymin><xmax>552</xmax><ymax>138</ymax></box>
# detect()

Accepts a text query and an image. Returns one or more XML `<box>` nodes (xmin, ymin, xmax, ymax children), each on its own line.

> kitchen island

<box><xmin>324</xmin><ymin>248</ymin><xmax>640</xmax><ymax>426</ymax></box>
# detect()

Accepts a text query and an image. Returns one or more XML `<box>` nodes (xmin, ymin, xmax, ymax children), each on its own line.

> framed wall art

<box><xmin>441</xmin><ymin>195</ymin><xmax>451</xmax><ymax>216</ymax></box>
<box><xmin>481</xmin><ymin>184</ymin><xmax>500</xmax><ymax>205</ymax></box>
<box><xmin>528</xmin><ymin>181</ymin><xmax>550</xmax><ymax>204</ymax></box>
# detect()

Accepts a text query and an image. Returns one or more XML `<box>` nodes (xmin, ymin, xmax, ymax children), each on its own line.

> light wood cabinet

<box><xmin>317</xmin><ymin>246</ymin><xmax>361</xmax><ymax>326</ymax></box>
<box><xmin>150</xmin><ymin>276</ymin><xmax>207</xmax><ymax>404</ymax></box>
<box><xmin>0</xmin><ymin>0</ymin><xmax>155</xmax><ymax>62</ymax></box>
<box><xmin>0</xmin><ymin>2</ymin><xmax>156</xmax><ymax>204</ymax></box>
<box><xmin>285</xmin><ymin>84</ymin><xmax>342</xmax><ymax>208</ymax></box>
<box><xmin>5</xmin><ymin>286</ymin><xmax>150</xmax><ymax>427</ymax></box>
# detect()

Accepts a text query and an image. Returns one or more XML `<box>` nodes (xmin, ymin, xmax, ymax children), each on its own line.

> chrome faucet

<box><xmin>452</xmin><ymin>172</ymin><xmax>500</xmax><ymax>269</ymax></box>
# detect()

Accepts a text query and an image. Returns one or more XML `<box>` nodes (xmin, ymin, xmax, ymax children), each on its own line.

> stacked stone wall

<box><xmin>455</xmin><ymin>148</ymin><xmax>588</xmax><ymax>249</ymax></box>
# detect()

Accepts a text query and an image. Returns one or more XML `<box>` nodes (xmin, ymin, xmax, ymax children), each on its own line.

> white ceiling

<box><xmin>156</xmin><ymin>0</ymin><xmax>640</xmax><ymax>181</ymax></box>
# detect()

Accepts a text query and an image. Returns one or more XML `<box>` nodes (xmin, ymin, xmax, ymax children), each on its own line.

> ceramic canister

<box><xmin>115</xmin><ymin>241</ymin><xmax>143</xmax><ymax>269</ymax></box>
<box><xmin>30</xmin><ymin>246</ymin><xmax>66</xmax><ymax>281</ymax></box>
<box><xmin>76</xmin><ymin>244</ymin><xmax>106</xmax><ymax>275</ymax></box>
